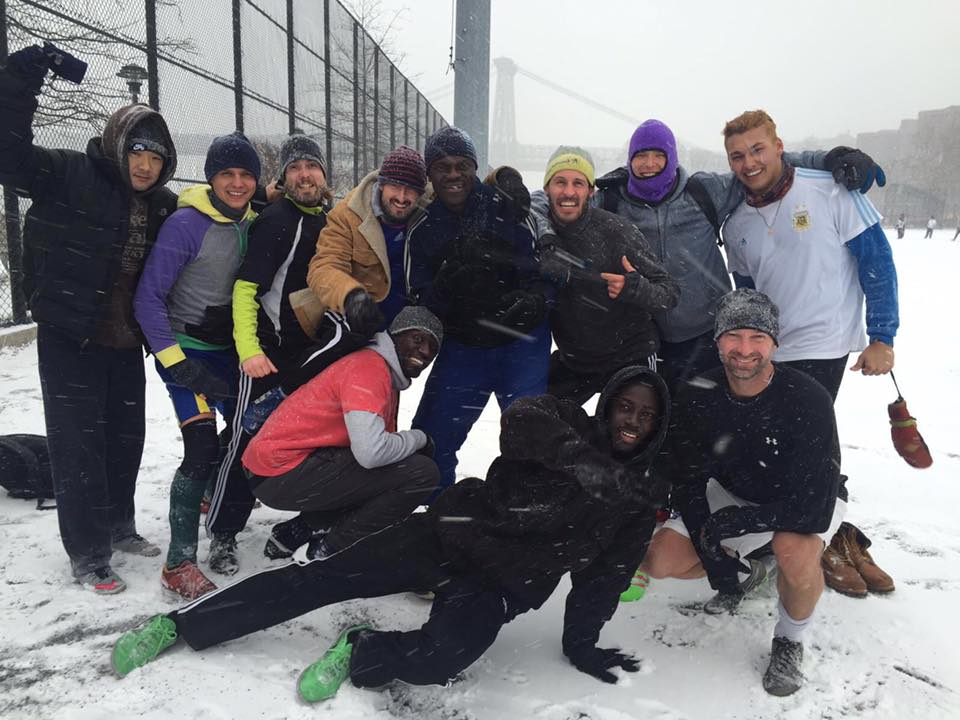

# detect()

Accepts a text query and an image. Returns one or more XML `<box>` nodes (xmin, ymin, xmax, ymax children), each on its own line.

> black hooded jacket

<box><xmin>0</xmin><ymin>61</ymin><xmax>177</xmax><ymax>344</ymax></box>
<box><xmin>542</xmin><ymin>206</ymin><xmax>680</xmax><ymax>373</ymax></box>
<box><xmin>428</xmin><ymin>366</ymin><xmax>670</xmax><ymax>655</ymax></box>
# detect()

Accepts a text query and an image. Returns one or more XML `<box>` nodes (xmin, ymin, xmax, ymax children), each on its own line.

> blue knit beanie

<box><xmin>204</xmin><ymin>131</ymin><xmax>262</xmax><ymax>182</ymax></box>
<box><xmin>424</xmin><ymin>126</ymin><xmax>477</xmax><ymax>170</ymax></box>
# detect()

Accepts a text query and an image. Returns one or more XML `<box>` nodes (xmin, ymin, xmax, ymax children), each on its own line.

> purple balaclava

<box><xmin>626</xmin><ymin>119</ymin><xmax>679</xmax><ymax>202</ymax></box>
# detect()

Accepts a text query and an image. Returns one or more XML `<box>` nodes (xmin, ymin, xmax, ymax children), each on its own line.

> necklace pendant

<box><xmin>767</xmin><ymin>226</ymin><xmax>774</xmax><ymax>236</ymax></box>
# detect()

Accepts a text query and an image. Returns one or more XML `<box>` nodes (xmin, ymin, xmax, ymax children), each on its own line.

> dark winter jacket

<box><xmin>405</xmin><ymin>179</ymin><xmax>552</xmax><ymax>347</ymax></box>
<box><xmin>542</xmin><ymin>206</ymin><xmax>679</xmax><ymax>373</ymax></box>
<box><xmin>0</xmin><ymin>62</ymin><xmax>177</xmax><ymax>345</ymax></box>
<box><xmin>591</xmin><ymin>151</ymin><xmax>827</xmax><ymax>344</ymax></box>
<box><xmin>233</xmin><ymin>196</ymin><xmax>326</xmax><ymax>367</ymax></box>
<box><xmin>429</xmin><ymin>366</ymin><xmax>670</xmax><ymax>655</ymax></box>
<box><xmin>667</xmin><ymin>364</ymin><xmax>840</xmax><ymax>590</ymax></box>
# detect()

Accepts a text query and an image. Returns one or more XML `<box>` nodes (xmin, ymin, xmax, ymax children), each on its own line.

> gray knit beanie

<box><xmin>388</xmin><ymin>306</ymin><xmax>443</xmax><ymax>348</ymax></box>
<box><xmin>714</xmin><ymin>288</ymin><xmax>780</xmax><ymax>345</ymax></box>
<box><xmin>278</xmin><ymin>134</ymin><xmax>327</xmax><ymax>182</ymax></box>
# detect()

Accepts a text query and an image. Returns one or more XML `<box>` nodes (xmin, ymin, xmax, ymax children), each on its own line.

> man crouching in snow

<box><xmin>110</xmin><ymin>366</ymin><xmax>670</xmax><ymax>701</ymax></box>
<box><xmin>642</xmin><ymin>289</ymin><xmax>843</xmax><ymax>696</ymax></box>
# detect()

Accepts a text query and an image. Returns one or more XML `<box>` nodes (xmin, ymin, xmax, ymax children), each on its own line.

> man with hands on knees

<box><xmin>644</xmin><ymin>289</ymin><xmax>843</xmax><ymax>696</ymax></box>
<box><xmin>111</xmin><ymin>364</ymin><xmax>670</xmax><ymax>701</ymax></box>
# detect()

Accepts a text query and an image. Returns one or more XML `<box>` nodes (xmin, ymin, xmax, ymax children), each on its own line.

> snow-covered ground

<box><xmin>1</xmin><ymin>229</ymin><xmax>958</xmax><ymax>720</ymax></box>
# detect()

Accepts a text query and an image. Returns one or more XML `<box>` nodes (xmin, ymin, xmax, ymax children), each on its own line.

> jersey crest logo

<box><xmin>792</xmin><ymin>205</ymin><xmax>811</xmax><ymax>231</ymax></box>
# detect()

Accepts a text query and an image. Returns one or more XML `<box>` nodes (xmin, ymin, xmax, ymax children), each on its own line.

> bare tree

<box><xmin>7</xmin><ymin>0</ymin><xmax>195</xmax><ymax>134</ymax></box>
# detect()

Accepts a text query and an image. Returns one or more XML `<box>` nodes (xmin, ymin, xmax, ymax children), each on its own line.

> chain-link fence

<box><xmin>0</xmin><ymin>0</ymin><xmax>446</xmax><ymax>326</ymax></box>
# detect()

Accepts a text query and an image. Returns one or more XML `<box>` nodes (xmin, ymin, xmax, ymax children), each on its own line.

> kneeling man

<box><xmin>644</xmin><ymin>289</ymin><xmax>843</xmax><ymax>696</ymax></box>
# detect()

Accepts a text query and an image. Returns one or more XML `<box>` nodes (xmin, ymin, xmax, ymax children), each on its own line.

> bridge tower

<box><xmin>491</xmin><ymin>57</ymin><xmax>517</xmax><ymax>166</ymax></box>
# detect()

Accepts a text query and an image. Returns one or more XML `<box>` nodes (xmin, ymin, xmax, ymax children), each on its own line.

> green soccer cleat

<box><xmin>297</xmin><ymin>623</ymin><xmax>372</xmax><ymax>702</ymax></box>
<box><xmin>620</xmin><ymin>568</ymin><xmax>650</xmax><ymax>602</ymax></box>
<box><xmin>111</xmin><ymin>614</ymin><xmax>178</xmax><ymax>678</ymax></box>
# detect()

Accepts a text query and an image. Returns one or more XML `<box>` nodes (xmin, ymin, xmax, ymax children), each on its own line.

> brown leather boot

<box><xmin>821</xmin><ymin>527</ymin><xmax>868</xmax><ymax>597</ymax></box>
<box><xmin>844</xmin><ymin>523</ymin><xmax>895</xmax><ymax>594</ymax></box>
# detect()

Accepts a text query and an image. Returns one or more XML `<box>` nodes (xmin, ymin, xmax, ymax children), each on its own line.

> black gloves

<box><xmin>698</xmin><ymin>507</ymin><xmax>751</xmax><ymax>591</ymax></box>
<box><xmin>824</xmin><ymin>146</ymin><xmax>886</xmax><ymax>194</ymax></box>
<box><xmin>343</xmin><ymin>288</ymin><xmax>384</xmax><ymax>338</ymax></box>
<box><xmin>490</xmin><ymin>166</ymin><xmax>531</xmax><ymax>223</ymax></box>
<box><xmin>416</xmin><ymin>434</ymin><xmax>436</xmax><ymax>459</ymax></box>
<box><xmin>167</xmin><ymin>358</ymin><xmax>234</xmax><ymax>402</ymax></box>
<box><xmin>566</xmin><ymin>645</ymin><xmax>641</xmax><ymax>684</ymax></box>
<box><xmin>5</xmin><ymin>43</ymin><xmax>87</xmax><ymax>83</ymax></box>
<box><xmin>496</xmin><ymin>289</ymin><xmax>546</xmax><ymax>331</ymax></box>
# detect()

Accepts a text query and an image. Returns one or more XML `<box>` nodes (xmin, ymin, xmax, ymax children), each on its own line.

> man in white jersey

<box><xmin>721</xmin><ymin>109</ymin><xmax>899</xmax><ymax>599</ymax></box>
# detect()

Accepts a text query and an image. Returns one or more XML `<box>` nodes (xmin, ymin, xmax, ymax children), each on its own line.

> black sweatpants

<box><xmin>171</xmin><ymin>518</ymin><xmax>528</xmax><ymax>687</ymax></box>
<box><xmin>204</xmin><ymin>371</ymin><xmax>275</xmax><ymax>538</ymax></box>
<box><xmin>36</xmin><ymin>323</ymin><xmax>146</xmax><ymax>576</ymax></box>
<box><xmin>783</xmin><ymin>355</ymin><xmax>849</xmax><ymax>501</ymax></box>
<box><xmin>250</xmin><ymin>448</ymin><xmax>439</xmax><ymax>550</ymax></box>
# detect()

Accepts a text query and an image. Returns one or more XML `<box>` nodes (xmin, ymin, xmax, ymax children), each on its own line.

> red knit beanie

<box><xmin>378</xmin><ymin>145</ymin><xmax>427</xmax><ymax>194</ymax></box>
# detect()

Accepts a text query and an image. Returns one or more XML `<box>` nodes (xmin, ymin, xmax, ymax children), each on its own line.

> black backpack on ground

<box><xmin>0</xmin><ymin>434</ymin><xmax>56</xmax><ymax>510</ymax></box>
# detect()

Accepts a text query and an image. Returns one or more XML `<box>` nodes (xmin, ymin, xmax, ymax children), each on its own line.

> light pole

<box><xmin>116</xmin><ymin>64</ymin><xmax>148</xmax><ymax>104</ymax></box>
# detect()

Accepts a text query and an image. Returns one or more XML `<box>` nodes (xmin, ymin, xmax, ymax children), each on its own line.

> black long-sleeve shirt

<box><xmin>668</xmin><ymin>364</ymin><xmax>840</xmax><ymax>583</ymax></box>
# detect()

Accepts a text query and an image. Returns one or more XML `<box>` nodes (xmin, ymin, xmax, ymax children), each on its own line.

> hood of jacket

<box><xmin>99</xmin><ymin>104</ymin><xmax>177</xmax><ymax>194</ymax></box>
<box><xmin>177</xmin><ymin>184</ymin><xmax>256</xmax><ymax>223</ymax></box>
<box><xmin>369</xmin><ymin>331</ymin><xmax>412</xmax><ymax>391</ymax></box>
<box><xmin>594</xmin><ymin>365</ymin><xmax>671</xmax><ymax>467</ymax></box>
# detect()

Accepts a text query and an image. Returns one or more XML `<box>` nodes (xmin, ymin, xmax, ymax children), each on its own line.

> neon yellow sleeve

<box><xmin>232</xmin><ymin>279</ymin><xmax>264</xmax><ymax>363</ymax></box>
<box><xmin>155</xmin><ymin>343</ymin><xmax>186</xmax><ymax>368</ymax></box>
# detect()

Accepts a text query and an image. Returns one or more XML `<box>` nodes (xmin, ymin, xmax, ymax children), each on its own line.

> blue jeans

<box><xmin>412</xmin><ymin>322</ymin><xmax>550</xmax><ymax>490</ymax></box>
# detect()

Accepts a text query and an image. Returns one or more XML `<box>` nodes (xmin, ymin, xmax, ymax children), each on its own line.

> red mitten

<box><xmin>888</xmin><ymin>398</ymin><xmax>933</xmax><ymax>469</ymax></box>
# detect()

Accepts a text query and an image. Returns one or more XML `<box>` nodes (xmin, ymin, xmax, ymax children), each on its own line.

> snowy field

<box><xmin>0</xmin><ymin>229</ymin><xmax>958</xmax><ymax>720</ymax></box>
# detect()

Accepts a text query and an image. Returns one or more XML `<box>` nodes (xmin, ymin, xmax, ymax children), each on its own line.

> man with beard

<box><xmin>201</xmin><ymin>134</ymin><xmax>332</xmax><ymax>575</ymax></box>
<box><xmin>111</xmin><ymin>364</ymin><xmax>669</xmax><ymax>704</ymax></box>
<box><xmin>0</xmin><ymin>44</ymin><xmax>178</xmax><ymax>592</ymax></box>
<box><xmin>407</xmin><ymin>126</ymin><xmax>553</xmax><ymax>491</ymax></box>
<box><xmin>532</xmin><ymin>146</ymin><xmax>680</xmax><ymax>405</ymax></box>
<box><xmin>240</xmin><ymin>146</ymin><xmax>432</xmax><ymax>558</ymax></box>
<box><xmin>721</xmin><ymin>109</ymin><xmax>898</xmax><ymax>599</ymax></box>
<box><xmin>643</xmin><ymin>289</ymin><xmax>843</xmax><ymax>696</ymax></box>
<box><xmin>240</xmin><ymin>146</ymin><xmax>429</xmax><ymax>435</ymax></box>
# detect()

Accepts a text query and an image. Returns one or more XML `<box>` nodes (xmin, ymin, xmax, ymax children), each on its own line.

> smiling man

<box><xmin>721</xmin><ymin>109</ymin><xmax>899</xmax><ymax>599</ymax></box>
<box><xmin>0</xmin><ymin>44</ymin><xmax>179</xmax><ymax>593</ymax></box>
<box><xmin>201</xmin><ymin>134</ymin><xmax>333</xmax><ymax>576</ymax></box>
<box><xmin>405</xmin><ymin>126</ymin><xmax>554</xmax><ymax>492</ymax></box>
<box><xmin>238</xmin><ymin>305</ymin><xmax>442</xmax><ymax>559</ymax></box>
<box><xmin>643</xmin><ymin>289</ymin><xmax>843</xmax><ymax>696</ymax></box>
<box><xmin>533</xmin><ymin>146</ymin><xmax>679</xmax><ymax>405</ymax></box>
<box><xmin>111</xmin><ymin>365</ymin><xmax>670</xmax><ymax>704</ymax></box>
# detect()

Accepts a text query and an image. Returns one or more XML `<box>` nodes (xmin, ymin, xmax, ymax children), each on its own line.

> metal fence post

<box><xmin>145</xmin><ymin>0</ymin><xmax>159</xmax><ymax>110</ymax></box>
<box><xmin>0</xmin><ymin>0</ymin><xmax>27</xmax><ymax>324</ymax></box>
<box><xmin>286</xmin><ymin>0</ymin><xmax>295</xmax><ymax>134</ymax></box>
<box><xmin>323</xmin><ymin>0</ymin><xmax>332</xmax><ymax>178</ymax></box>
<box><xmin>352</xmin><ymin>22</ymin><xmax>359</xmax><ymax>186</ymax></box>
<box><xmin>389</xmin><ymin>66</ymin><xmax>395</xmax><ymax>149</ymax></box>
<box><xmin>373</xmin><ymin>50</ymin><xmax>379</xmax><ymax>165</ymax></box>
<box><xmin>232</xmin><ymin>0</ymin><xmax>244</xmax><ymax>132</ymax></box>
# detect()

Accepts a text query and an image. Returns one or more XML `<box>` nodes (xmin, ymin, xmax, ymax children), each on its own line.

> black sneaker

<box><xmin>703</xmin><ymin>589</ymin><xmax>745</xmax><ymax>615</ymax></box>
<box><xmin>763</xmin><ymin>637</ymin><xmax>804</xmax><ymax>696</ymax></box>
<box><xmin>264</xmin><ymin>517</ymin><xmax>316</xmax><ymax>559</ymax></box>
<box><xmin>208</xmin><ymin>535</ymin><xmax>239</xmax><ymax>576</ymax></box>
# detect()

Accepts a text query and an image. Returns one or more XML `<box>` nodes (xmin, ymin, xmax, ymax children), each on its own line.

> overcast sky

<box><xmin>376</xmin><ymin>0</ymin><xmax>960</xmax><ymax>153</ymax></box>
